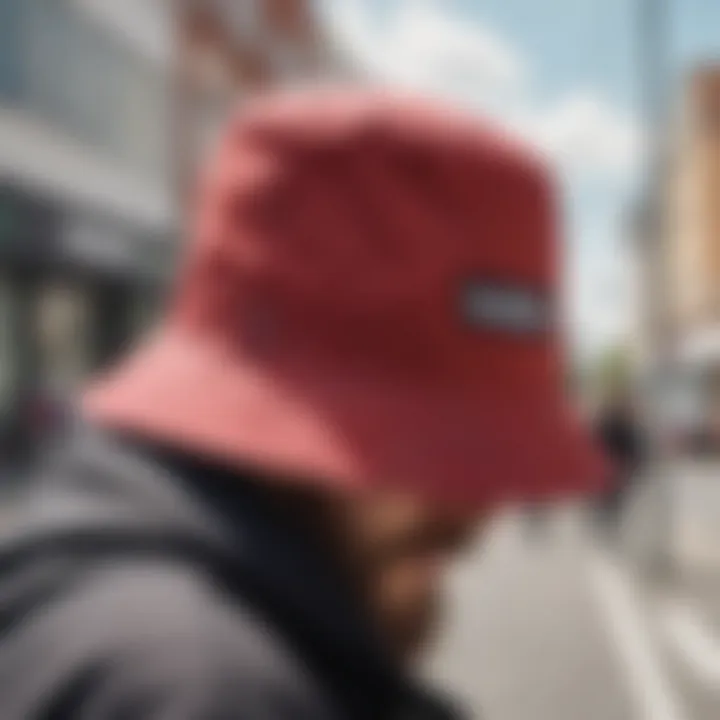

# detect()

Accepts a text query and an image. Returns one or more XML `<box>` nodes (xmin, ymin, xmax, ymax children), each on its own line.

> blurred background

<box><xmin>3</xmin><ymin>1</ymin><xmax>720</xmax><ymax>718</ymax></box>
<box><xmin>0</xmin><ymin>0</ymin><xmax>344</xmax><ymax>469</ymax></box>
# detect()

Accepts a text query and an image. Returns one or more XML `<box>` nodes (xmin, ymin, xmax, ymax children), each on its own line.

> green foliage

<box><xmin>585</xmin><ymin>344</ymin><xmax>633</xmax><ymax>401</ymax></box>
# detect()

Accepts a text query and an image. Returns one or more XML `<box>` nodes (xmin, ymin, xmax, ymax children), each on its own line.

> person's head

<box><xmin>336</xmin><ymin>491</ymin><xmax>483</xmax><ymax>662</ymax></box>
<box><xmin>270</xmin><ymin>479</ymin><xmax>484</xmax><ymax>664</ymax></box>
<box><xmin>84</xmin><ymin>88</ymin><xmax>607</xmax><ymax>661</ymax></box>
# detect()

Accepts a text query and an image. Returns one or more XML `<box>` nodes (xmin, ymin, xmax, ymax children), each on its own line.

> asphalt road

<box><xmin>428</xmin><ymin>500</ymin><xmax>720</xmax><ymax>720</ymax></box>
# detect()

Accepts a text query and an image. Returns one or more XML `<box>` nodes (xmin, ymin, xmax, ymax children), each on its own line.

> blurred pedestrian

<box><xmin>0</xmin><ymin>90</ymin><xmax>607</xmax><ymax>720</ymax></box>
<box><xmin>593</xmin><ymin>394</ymin><xmax>645</xmax><ymax>538</ymax></box>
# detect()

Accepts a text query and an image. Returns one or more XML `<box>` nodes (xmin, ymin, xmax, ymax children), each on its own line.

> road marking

<box><xmin>662</xmin><ymin>601</ymin><xmax>720</xmax><ymax>688</ymax></box>
<box><xmin>587</xmin><ymin>550</ymin><xmax>687</xmax><ymax>720</ymax></box>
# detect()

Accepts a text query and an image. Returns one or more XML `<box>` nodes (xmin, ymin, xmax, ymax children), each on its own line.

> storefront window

<box><xmin>36</xmin><ymin>282</ymin><xmax>92</xmax><ymax>400</ymax></box>
<box><xmin>20</xmin><ymin>0</ymin><xmax>167</xmax><ymax>179</ymax></box>
<box><xmin>132</xmin><ymin>287</ymin><xmax>163</xmax><ymax>336</ymax></box>
<box><xmin>0</xmin><ymin>0</ymin><xmax>24</xmax><ymax>102</ymax></box>
<box><xmin>0</xmin><ymin>277</ymin><xmax>19</xmax><ymax>428</ymax></box>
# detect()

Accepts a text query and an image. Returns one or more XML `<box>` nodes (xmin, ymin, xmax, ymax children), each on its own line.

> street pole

<box><xmin>636</xmin><ymin>0</ymin><xmax>673</xmax><ymax>577</ymax></box>
<box><xmin>171</xmin><ymin>0</ymin><xmax>195</xmax><ymax>215</ymax></box>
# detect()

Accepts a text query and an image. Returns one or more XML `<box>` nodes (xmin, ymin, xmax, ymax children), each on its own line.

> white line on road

<box><xmin>587</xmin><ymin>550</ymin><xmax>687</xmax><ymax>720</ymax></box>
<box><xmin>662</xmin><ymin>600</ymin><xmax>720</xmax><ymax>689</ymax></box>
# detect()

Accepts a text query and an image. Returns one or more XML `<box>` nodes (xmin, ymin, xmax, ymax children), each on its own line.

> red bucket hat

<box><xmin>84</xmin><ymin>89</ymin><xmax>607</xmax><ymax>508</ymax></box>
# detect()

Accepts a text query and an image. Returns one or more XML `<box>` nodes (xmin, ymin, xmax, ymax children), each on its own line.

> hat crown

<box><xmin>84</xmin><ymin>91</ymin><xmax>606</xmax><ymax>508</ymax></box>
<box><xmin>172</xmin><ymin>90</ymin><xmax>559</xmax><ymax>386</ymax></box>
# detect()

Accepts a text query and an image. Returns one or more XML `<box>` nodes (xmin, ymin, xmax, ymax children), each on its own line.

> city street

<box><xmin>429</xmin><ymin>487</ymin><xmax>720</xmax><ymax>720</ymax></box>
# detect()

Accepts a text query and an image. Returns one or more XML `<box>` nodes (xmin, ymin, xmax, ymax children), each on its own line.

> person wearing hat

<box><xmin>0</xmin><ymin>90</ymin><xmax>606</xmax><ymax>719</ymax></box>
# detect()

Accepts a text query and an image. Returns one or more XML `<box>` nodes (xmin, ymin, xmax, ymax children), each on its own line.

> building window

<box><xmin>230</xmin><ymin>0</ymin><xmax>262</xmax><ymax>40</ymax></box>
<box><xmin>36</xmin><ymin>282</ymin><xmax>92</xmax><ymax>399</ymax></box>
<box><xmin>0</xmin><ymin>0</ymin><xmax>25</xmax><ymax>102</ymax></box>
<box><xmin>132</xmin><ymin>287</ymin><xmax>162</xmax><ymax>335</ymax></box>
<box><xmin>0</xmin><ymin>277</ymin><xmax>19</xmax><ymax>426</ymax></box>
<box><xmin>17</xmin><ymin>0</ymin><xmax>167</xmax><ymax>179</ymax></box>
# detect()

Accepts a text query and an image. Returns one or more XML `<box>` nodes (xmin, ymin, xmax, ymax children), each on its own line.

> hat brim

<box><xmin>83</xmin><ymin>328</ymin><xmax>609</xmax><ymax>510</ymax></box>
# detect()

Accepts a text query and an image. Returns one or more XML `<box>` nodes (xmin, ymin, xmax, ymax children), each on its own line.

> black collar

<box><xmin>141</xmin><ymin>441</ymin><xmax>466</xmax><ymax>720</ymax></box>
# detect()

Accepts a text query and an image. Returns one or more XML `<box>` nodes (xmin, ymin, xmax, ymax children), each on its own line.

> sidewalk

<box><xmin>632</xmin><ymin>461</ymin><xmax>720</xmax><ymax>575</ymax></box>
<box><xmin>430</xmin><ymin>510</ymin><xmax>635</xmax><ymax>720</ymax></box>
<box><xmin>674</xmin><ymin>461</ymin><xmax>720</xmax><ymax>573</ymax></box>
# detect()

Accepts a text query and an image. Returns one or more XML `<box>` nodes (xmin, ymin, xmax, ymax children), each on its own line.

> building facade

<box><xmin>665</xmin><ymin>66</ymin><xmax>720</xmax><ymax>438</ymax></box>
<box><xmin>0</xmin><ymin>0</ymin><xmax>175</xmax><ymax>463</ymax></box>
<box><xmin>0</xmin><ymin>0</ymin><xmax>338</xmax><ymax>465</ymax></box>
<box><xmin>669</xmin><ymin>69</ymin><xmax>720</xmax><ymax>335</ymax></box>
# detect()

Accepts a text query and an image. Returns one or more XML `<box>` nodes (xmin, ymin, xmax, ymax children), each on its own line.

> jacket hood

<box><xmin>0</xmin><ymin>423</ymin><xmax>463</xmax><ymax>720</ymax></box>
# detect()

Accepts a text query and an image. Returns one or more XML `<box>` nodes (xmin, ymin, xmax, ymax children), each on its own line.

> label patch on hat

<box><xmin>462</xmin><ymin>282</ymin><xmax>551</xmax><ymax>335</ymax></box>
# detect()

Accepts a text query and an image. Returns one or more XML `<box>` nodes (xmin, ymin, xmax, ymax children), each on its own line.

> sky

<box><xmin>318</xmin><ymin>0</ymin><xmax>720</xmax><ymax>361</ymax></box>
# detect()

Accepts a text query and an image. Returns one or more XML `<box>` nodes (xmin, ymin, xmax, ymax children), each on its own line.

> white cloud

<box><xmin>516</xmin><ymin>94</ymin><xmax>644</xmax><ymax>183</ymax></box>
<box><xmin>324</xmin><ymin>0</ymin><xmax>642</xmax><ymax>184</ymax></box>
<box><xmin>326</xmin><ymin>0</ymin><xmax>525</xmax><ymax>112</ymax></box>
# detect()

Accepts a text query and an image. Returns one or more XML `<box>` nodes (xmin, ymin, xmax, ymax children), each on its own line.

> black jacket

<box><xmin>597</xmin><ymin>410</ymin><xmax>644</xmax><ymax>474</ymax></box>
<box><xmin>0</xmin><ymin>424</ymin><xmax>464</xmax><ymax>720</ymax></box>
